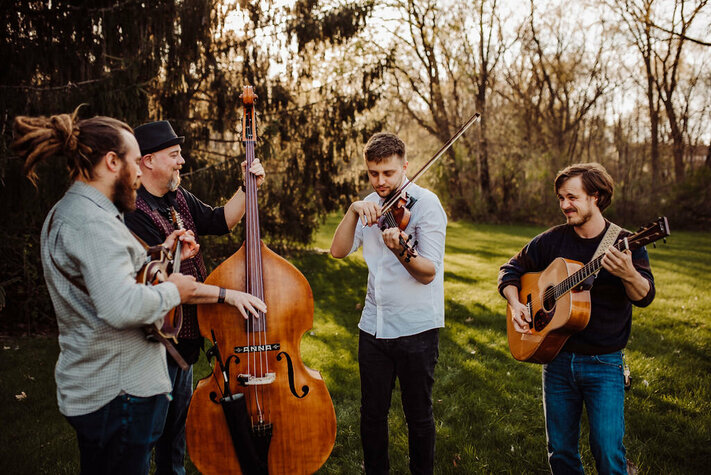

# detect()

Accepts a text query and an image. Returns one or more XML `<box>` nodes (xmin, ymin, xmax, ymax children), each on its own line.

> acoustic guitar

<box><xmin>506</xmin><ymin>217</ymin><xmax>669</xmax><ymax>364</ymax></box>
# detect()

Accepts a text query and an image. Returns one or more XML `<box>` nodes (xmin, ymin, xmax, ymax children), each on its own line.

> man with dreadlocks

<box><xmin>12</xmin><ymin>109</ymin><xmax>266</xmax><ymax>475</ymax></box>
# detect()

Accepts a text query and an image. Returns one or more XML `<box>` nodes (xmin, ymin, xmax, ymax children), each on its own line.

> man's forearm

<box><xmin>223</xmin><ymin>187</ymin><xmax>246</xmax><ymax>229</ymax></box>
<box><xmin>502</xmin><ymin>284</ymin><xmax>521</xmax><ymax>305</ymax></box>
<box><xmin>397</xmin><ymin>251</ymin><xmax>436</xmax><ymax>284</ymax></box>
<box><xmin>330</xmin><ymin>210</ymin><xmax>358</xmax><ymax>258</ymax></box>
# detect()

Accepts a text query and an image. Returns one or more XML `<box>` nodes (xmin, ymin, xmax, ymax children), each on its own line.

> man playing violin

<box><xmin>498</xmin><ymin>163</ymin><xmax>655</xmax><ymax>474</ymax></box>
<box><xmin>330</xmin><ymin>132</ymin><xmax>447</xmax><ymax>474</ymax></box>
<box><xmin>12</xmin><ymin>110</ymin><xmax>266</xmax><ymax>475</ymax></box>
<box><xmin>124</xmin><ymin>120</ymin><xmax>265</xmax><ymax>475</ymax></box>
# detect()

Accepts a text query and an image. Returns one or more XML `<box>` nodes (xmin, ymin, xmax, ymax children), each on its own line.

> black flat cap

<box><xmin>133</xmin><ymin>120</ymin><xmax>185</xmax><ymax>155</ymax></box>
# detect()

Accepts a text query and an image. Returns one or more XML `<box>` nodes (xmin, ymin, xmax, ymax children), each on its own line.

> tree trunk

<box><xmin>476</xmin><ymin>97</ymin><xmax>493</xmax><ymax>213</ymax></box>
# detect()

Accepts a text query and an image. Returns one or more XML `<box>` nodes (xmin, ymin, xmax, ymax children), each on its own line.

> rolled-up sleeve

<box><xmin>413</xmin><ymin>196</ymin><xmax>447</xmax><ymax>273</ymax></box>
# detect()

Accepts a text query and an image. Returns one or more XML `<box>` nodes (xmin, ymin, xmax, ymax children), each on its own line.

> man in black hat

<box><xmin>125</xmin><ymin>120</ymin><xmax>265</xmax><ymax>475</ymax></box>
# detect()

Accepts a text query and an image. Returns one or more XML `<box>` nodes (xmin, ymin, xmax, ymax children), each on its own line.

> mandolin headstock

<box><xmin>171</xmin><ymin>208</ymin><xmax>185</xmax><ymax>230</ymax></box>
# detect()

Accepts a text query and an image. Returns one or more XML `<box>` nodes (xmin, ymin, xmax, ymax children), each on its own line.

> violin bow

<box><xmin>381</xmin><ymin>112</ymin><xmax>481</xmax><ymax>215</ymax></box>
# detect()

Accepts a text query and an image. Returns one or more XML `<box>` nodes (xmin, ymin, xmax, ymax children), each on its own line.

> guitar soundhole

<box><xmin>533</xmin><ymin>309</ymin><xmax>553</xmax><ymax>332</ymax></box>
<box><xmin>542</xmin><ymin>287</ymin><xmax>556</xmax><ymax>313</ymax></box>
<box><xmin>533</xmin><ymin>287</ymin><xmax>556</xmax><ymax>332</ymax></box>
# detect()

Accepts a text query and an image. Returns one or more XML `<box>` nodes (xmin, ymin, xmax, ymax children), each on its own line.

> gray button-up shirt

<box><xmin>41</xmin><ymin>181</ymin><xmax>180</xmax><ymax>416</ymax></box>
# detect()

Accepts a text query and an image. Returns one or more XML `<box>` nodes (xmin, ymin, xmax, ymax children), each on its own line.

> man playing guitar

<box><xmin>498</xmin><ymin>162</ymin><xmax>656</xmax><ymax>474</ymax></box>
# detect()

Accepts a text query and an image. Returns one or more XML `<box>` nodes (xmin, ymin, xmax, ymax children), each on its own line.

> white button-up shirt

<box><xmin>41</xmin><ymin>182</ymin><xmax>180</xmax><ymax>416</ymax></box>
<box><xmin>349</xmin><ymin>183</ymin><xmax>447</xmax><ymax>339</ymax></box>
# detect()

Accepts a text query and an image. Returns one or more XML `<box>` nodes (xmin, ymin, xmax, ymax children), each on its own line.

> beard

<box><xmin>565</xmin><ymin>206</ymin><xmax>594</xmax><ymax>226</ymax></box>
<box><xmin>168</xmin><ymin>172</ymin><xmax>181</xmax><ymax>192</ymax></box>
<box><xmin>113</xmin><ymin>164</ymin><xmax>138</xmax><ymax>213</ymax></box>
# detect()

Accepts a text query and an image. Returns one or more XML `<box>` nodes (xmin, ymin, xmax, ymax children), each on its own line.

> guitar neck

<box><xmin>554</xmin><ymin>238</ymin><xmax>631</xmax><ymax>299</ymax></box>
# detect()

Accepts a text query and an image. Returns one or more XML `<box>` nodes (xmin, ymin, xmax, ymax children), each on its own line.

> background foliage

<box><xmin>0</xmin><ymin>1</ymin><xmax>709</xmax><ymax>331</ymax></box>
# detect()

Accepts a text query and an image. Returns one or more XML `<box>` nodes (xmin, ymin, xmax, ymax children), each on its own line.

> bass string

<box><xmin>245</xmin><ymin>134</ymin><xmax>271</xmax><ymax>424</ymax></box>
<box><xmin>245</xmin><ymin>138</ymin><xmax>262</xmax><ymax>423</ymax></box>
<box><xmin>244</xmin><ymin>138</ymin><xmax>258</xmax><ymax>421</ymax></box>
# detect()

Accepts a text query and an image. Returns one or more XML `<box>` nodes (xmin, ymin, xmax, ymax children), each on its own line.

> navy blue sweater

<box><xmin>498</xmin><ymin>222</ymin><xmax>655</xmax><ymax>354</ymax></box>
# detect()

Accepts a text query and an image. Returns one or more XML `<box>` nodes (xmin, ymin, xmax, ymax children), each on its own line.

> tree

<box><xmin>0</xmin><ymin>0</ymin><xmax>378</xmax><ymax>333</ymax></box>
<box><xmin>503</xmin><ymin>0</ymin><xmax>611</xmax><ymax>172</ymax></box>
<box><xmin>370</xmin><ymin>0</ymin><xmax>507</xmax><ymax>218</ymax></box>
<box><xmin>609</xmin><ymin>0</ymin><xmax>710</xmax><ymax>184</ymax></box>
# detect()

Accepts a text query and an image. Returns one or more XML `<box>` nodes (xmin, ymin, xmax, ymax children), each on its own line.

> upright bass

<box><xmin>185</xmin><ymin>86</ymin><xmax>337</xmax><ymax>474</ymax></box>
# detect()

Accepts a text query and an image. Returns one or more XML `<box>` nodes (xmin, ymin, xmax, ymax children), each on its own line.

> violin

<box><xmin>377</xmin><ymin>190</ymin><xmax>418</xmax><ymax>262</ymax></box>
<box><xmin>376</xmin><ymin>111</ymin><xmax>481</xmax><ymax>260</ymax></box>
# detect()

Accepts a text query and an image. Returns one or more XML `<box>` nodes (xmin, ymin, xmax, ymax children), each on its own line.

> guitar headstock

<box><xmin>627</xmin><ymin>217</ymin><xmax>670</xmax><ymax>250</ymax></box>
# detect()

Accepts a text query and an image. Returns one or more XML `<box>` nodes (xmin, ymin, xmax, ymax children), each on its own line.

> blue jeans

<box><xmin>359</xmin><ymin>329</ymin><xmax>439</xmax><ymax>475</ymax></box>
<box><xmin>154</xmin><ymin>359</ymin><xmax>193</xmax><ymax>475</ymax></box>
<box><xmin>543</xmin><ymin>351</ymin><xmax>626</xmax><ymax>475</ymax></box>
<box><xmin>65</xmin><ymin>393</ymin><xmax>169</xmax><ymax>475</ymax></box>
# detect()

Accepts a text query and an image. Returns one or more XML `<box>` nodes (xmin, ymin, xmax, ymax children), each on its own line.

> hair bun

<box><xmin>51</xmin><ymin>113</ymin><xmax>79</xmax><ymax>155</ymax></box>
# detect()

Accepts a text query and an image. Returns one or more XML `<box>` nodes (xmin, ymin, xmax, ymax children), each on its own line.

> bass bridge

<box><xmin>237</xmin><ymin>373</ymin><xmax>276</xmax><ymax>386</ymax></box>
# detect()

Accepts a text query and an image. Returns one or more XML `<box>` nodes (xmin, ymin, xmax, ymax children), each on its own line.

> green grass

<box><xmin>1</xmin><ymin>219</ymin><xmax>709</xmax><ymax>474</ymax></box>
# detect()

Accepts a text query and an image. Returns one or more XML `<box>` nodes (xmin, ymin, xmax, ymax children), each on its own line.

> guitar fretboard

<box><xmin>552</xmin><ymin>217</ymin><xmax>667</xmax><ymax>301</ymax></box>
<box><xmin>553</xmin><ymin>241</ymin><xmax>625</xmax><ymax>299</ymax></box>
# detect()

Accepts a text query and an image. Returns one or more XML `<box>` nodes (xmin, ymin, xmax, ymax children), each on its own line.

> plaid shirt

<box><xmin>41</xmin><ymin>182</ymin><xmax>180</xmax><ymax>416</ymax></box>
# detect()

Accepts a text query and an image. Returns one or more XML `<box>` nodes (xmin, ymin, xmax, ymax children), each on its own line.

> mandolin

<box><xmin>135</xmin><ymin>208</ymin><xmax>188</xmax><ymax>370</ymax></box>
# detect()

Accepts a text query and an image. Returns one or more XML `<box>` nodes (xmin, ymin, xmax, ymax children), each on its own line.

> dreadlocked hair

<box><xmin>12</xmin><ymin>106</ymin><xmax>133</xmax><ymax>185</ymax></box>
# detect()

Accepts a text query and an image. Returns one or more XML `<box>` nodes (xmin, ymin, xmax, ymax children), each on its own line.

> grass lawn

<box><xmin>1</xmin><ymin>218</ymin><xmax>709</xmax><ymax>474</ymax></box>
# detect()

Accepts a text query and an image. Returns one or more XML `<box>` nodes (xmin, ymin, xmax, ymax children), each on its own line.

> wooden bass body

<box><xmin>186</xmin><ymin>242</ymin><xmax>337</xmax><ymax>474</ymax></box>
<box><xmin>506</xmin><ymin>257</ymin><xmax>591</xmax><ymax>364</ymax></box>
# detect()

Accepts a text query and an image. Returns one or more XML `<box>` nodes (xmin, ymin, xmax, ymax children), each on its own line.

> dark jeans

<box><xmin>154</xmin><ymin>359</ymin><xmax>193</xmax><ymax>475</ymax></box>
<box><xmin>65</xmin><ymin>393</ymin><xmax>169</xmax><ymax>475</ymax></box>
<box><xmin>543</xmin><ymin>351</ymin><xmax>627</xmax><ymax>475</ymax></box>
<box><xmin>358</xmin><ymin>328</ymin><xmax>439</xmax><ymax>475</ymax></box>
